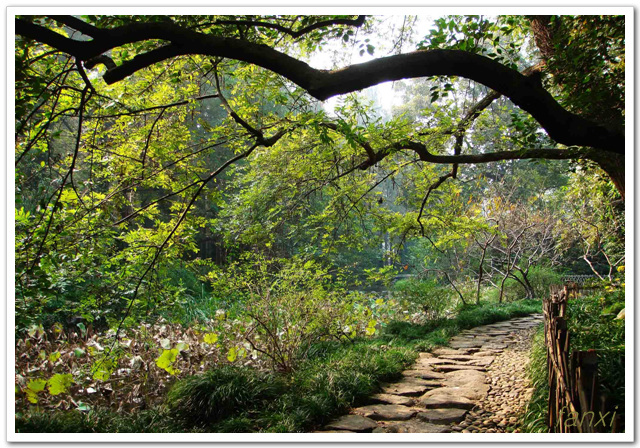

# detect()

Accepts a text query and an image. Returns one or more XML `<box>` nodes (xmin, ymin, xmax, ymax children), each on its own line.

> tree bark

<box><xmin>593</xmin><ymin>153</ymin><xmax>626</xmax><ymax>201</ymax></box>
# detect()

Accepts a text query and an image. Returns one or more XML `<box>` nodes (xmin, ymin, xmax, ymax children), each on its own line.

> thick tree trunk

<box><xmin>593</xmin><ymin>153</ymin><xmax>625</xmax><ymax>201</ymax></box>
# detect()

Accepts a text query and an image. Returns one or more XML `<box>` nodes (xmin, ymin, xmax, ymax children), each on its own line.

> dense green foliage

<box><xmin>485</xmin><ymin>266</ymin><xmax>564</xmax><ymax>303</ymax></box>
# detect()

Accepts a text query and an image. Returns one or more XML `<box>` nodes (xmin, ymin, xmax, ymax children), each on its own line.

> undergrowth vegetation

<box><xmin>520</xmin><ymin>326</ymin><xmax>549</xmax><ymax>433</ymax></box>
<box><xmin>16</xmin><ymin>298</ymin><xmax>540</xmax><ymax>433</ymax></box>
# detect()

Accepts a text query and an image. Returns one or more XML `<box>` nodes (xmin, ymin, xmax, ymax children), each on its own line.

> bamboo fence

<box><xmin>543</xmin><ymin>284</ymin><xmax>623</xmax><ymax>433</ymax></box>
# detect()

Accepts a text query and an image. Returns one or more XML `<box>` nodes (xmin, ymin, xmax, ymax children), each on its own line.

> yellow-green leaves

<box><xmin>365</xmin><ymin>319</ymin><xmax>378</xmax><ymax>336</ymax></box>
<box><xmin>156</xmin><ymin>348</ymin><xmax>180</xmax><ymax>375</ymax></box>
<box><xmin>155</xmin><ymin>340</ymin><xmax>191</xmax><ymax>375</ymax></box>
<box><xmin>226</xmin><ymin>346</ymin><xmax>238</xmax><ymax>362</ymax></box>
<box><xmin>226</xmin><ymin>346</ymin><xmax>247</xmax><ymax>363</ymax></box>
<box><xmin>203</xmin><ymin>333</ymin><xmax>218</xmax><ymax>344</ymax></box>
<box><xmin>26</xmin><ymin>379</ymin><xmax>47</xmax><ymax>403</ymax></box>
<box><xmin>25</xmin><ymin>374</ymin><xmax>74</xmax><ymax>403</ymax></box>
<box><xmin>91</xmin><ymin>356</ymin><xmax>117</xmax><ymax>381</ymax></box>
<box><xmin>47</xmin><ymin>373</ymin><xmax>73</xmax><ymax>395</ymax></box>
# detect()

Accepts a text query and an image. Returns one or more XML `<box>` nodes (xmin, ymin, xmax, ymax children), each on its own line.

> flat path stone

<box><xmin>488</xmin><ymin>323</ymin><xmax>516</xmax><ymax>328</ymax></box>
<box><xmin>481</xmin><ymin>343</ymin><xmax>508</xmax><ymax>350</ymax></box>
<box><xmin>414</xmin><ymin>358</ymin><xmax>462</xmax><ymax>366</ymax></box>
<box><xmin>369</xmin><ymin>393</ymin><xmax>415</xmax><ymax>406</ymax></box>
<box><xmin>421</xmin><ymin>385</ymin><xmax>487</xmax><ymax>402</ymax></box>
<box><xmin>325</xmin><ymin>414</ymin><xmax>378</xmax><ymax>432</ymax></box>
<box><xmin>420</xmin><ymin>394</ymin><xmax>476</xmax><ymax>410</ymax></box>
<box><xmin>381</xmin><ymin>381</ymin><xmax>430</xmax><ymax>397</ymax></box>
<box><xmin>313</xmin><ymin>430</ymin><xmax>355</xmax><ymax>433</ymax></box>
<box><xmin>402</xmin><ymin>369</ymin><xmax>446</xmax><ymax>380</ymax></box>
<box><xmin>464</xmin><ymin>357</ymin><xmax>495</xmax><ymax>367</ymax></box>
<box><xmin>449</xmin><ymin>342</ymin><xmax>483</xmax><ymax>349</ymax></box>
<box><xmin>444</xmin><ymin>368</ymin><xmax>487</xmax><ymax>387</ymax></box>
<box><xmin>418</xmin><ymin>408</ymin><xmax>468</xmax><ymax>424</ymax></box>
<box><xmin>432</xmin><ymin>348</ymin><xmax>472</xmax><ymax>356</ymax></box>
<box><xmin>434</xmin><ymin>364</ymin><xmax>486</xmax><ymax>372</ymax></box>
<box><xmin>352</xmin><ymin>404</ymin><xmax>418</xmax><ymax>421</ymax></box>
<box><xmin>377</xmin><ymin>420</ymin><xmax>451</xmax><ymax>433</ymax></box>
<box><xmin>436</xmin><ymin>354</ymin><xmax>476</xmax><ymax>361</ymax></box>
<box><xmin>474</xmin><ymin>350</ymin><xmax>502</xmax><ymax>356</ymax></box>
<box><xmin>398</xmin><ymin>377</ymin><xmax>443</xmax><ymax>386</ymax></box>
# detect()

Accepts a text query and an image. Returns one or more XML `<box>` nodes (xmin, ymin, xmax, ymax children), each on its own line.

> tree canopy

<box><xmin>16</xmin><ymin>14</ymin><xmax>625</xmax><ymax>190</ymax></box>
<box><xmin>14</xmin><ymin>13</ymin><xmax>626</xmax><ymax>329</ymax></box>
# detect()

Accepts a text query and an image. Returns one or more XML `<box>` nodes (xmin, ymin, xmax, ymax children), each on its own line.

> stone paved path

<box><xmin>316</xmin><ymin>314</ymin><xmax>544</xmax><ymax>433</ymax></box>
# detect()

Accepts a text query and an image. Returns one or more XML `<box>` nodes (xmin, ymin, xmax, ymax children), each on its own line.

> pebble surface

<box><xmin>317</xmin><ymin>314</ymin><xmax>543</xmax><ymax>434</ymax></box>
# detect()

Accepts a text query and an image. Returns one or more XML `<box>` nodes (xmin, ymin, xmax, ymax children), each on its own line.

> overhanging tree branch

<box><xmin>16</xmin><ymin>16</ymin><xmax>623</xmax><ymax>155</ymax></box>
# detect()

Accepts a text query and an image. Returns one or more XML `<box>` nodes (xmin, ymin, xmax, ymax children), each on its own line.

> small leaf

<box><xmin>48</xmin><ymin>351</ymin><xmax>61</xmax><ymax>363</ymax></box>
<box><xmin>91</xmin><ymin>357</ymin><xmax>115</xmax><ymax>381</ymax></box>
<box><xmin>26</xmin><ymin>379</ymin><xmax>47</xmax><ymax>403</ymax></box>
<box><xmin>76</xmin><ymin>401</ymin><xmax>91</xmax><ymax>412</ymax></box>
<box><xmin>160</xmin><ymin>338</ymin><xmax>172</xmax><ymax>349</ymax></box>
<box><xmin>155</xmin><ymin>349</ymin><xmax>179</xmax><ymax>375</ymax></box>
<box><xmin>47</xmin><ymin>373</ymin><xmax>73</xmax><ymax>395</ymax></box>
<box><xmin>27</xmin><ymin>379</ymin><xmax>47</xmax><ymax>393</ymax></box>
<box><xmin>227</xmin><ymin>346</ymin><xmax>238</xmax><ymax>362</ymax></box>
<box><xmin>203</xmin><ymin>333</ymin><xmax>218</xmax><ymax>344</ymax></box>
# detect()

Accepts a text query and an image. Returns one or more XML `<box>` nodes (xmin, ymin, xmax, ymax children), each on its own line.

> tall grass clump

<box><xmin>167</xmin><ymin>366</ymin><xmax>286</xmax><ymax>428</ymax></box>
<box><xmin>520</xmin><ymin>325</ymin><xmax>550</xmax><ymax>433</ymax></box>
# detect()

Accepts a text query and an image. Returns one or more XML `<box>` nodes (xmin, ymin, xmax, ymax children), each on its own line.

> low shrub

<box><xmin>15</xmin><ymin>408</ymin><xmax>180</xmax><ymax>433</ymax></box>
<box><xmin>382</xmin><ymin>300</ymin><xmax>541</xmax><ymax>346</ymax></box>
<box><xmin>486</xmin><ymin>266</ymin><xmax>564</xmax><ymax>302</ymax></box>
<box><xmin>392</xmin><ymin>278</ymin><xmax>455</xmax><ymax>319</ymax></box>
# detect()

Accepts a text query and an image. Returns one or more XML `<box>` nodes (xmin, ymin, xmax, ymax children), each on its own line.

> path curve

<box><xmin>316</xmin><ymin>314</ymin><xmax>543</xmax><ymax>433</ymax></box>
